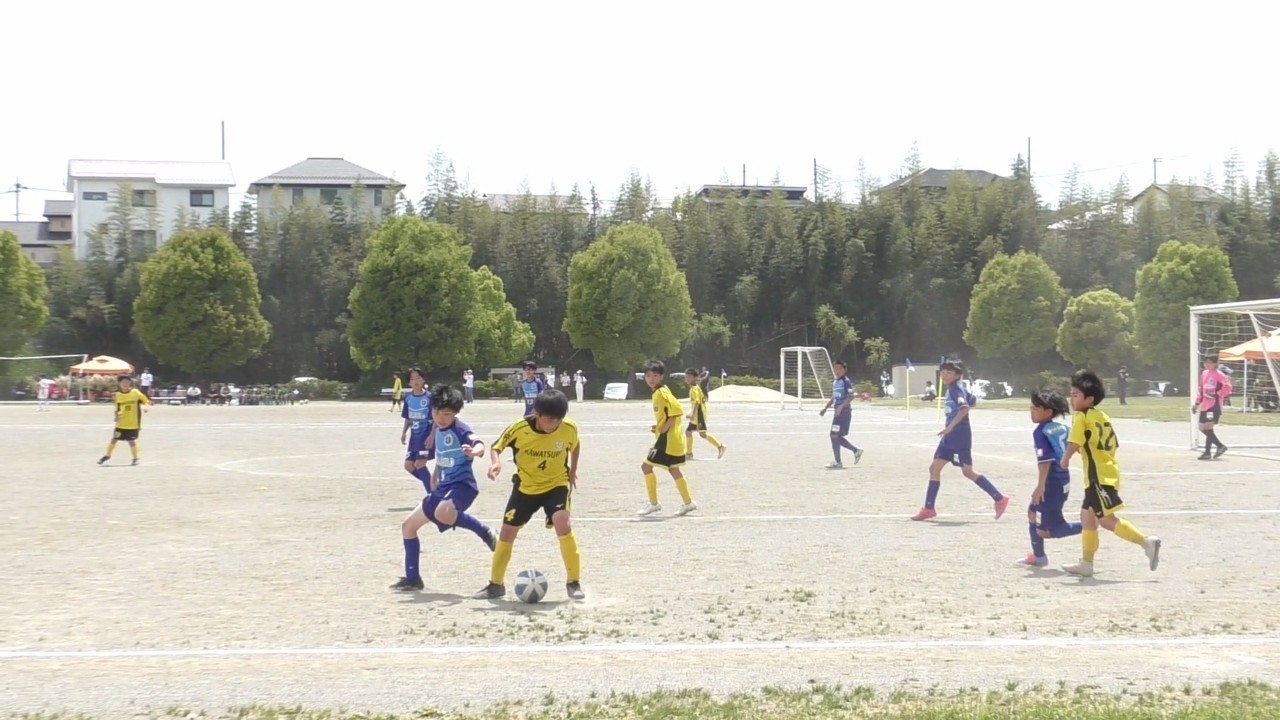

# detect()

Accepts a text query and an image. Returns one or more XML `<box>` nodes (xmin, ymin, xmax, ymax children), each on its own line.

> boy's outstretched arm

<box><xmin>1061</xmin><ymin>443</ymin><xmax>1079</xmax><ymax>469</ymax></box>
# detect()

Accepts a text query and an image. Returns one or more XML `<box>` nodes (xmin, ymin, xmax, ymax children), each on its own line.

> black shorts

<box><xmin>503</xmin><ymin>484</ymin><xmax>570</xmax><ymax>528</ymax></box>
<box><xmin>646</xmin><ymin>432</ymin><xmax>686</xmax><ymax>469</ymax></box>
<box><xmin>512</xmin><ymin>472</ymin><xmax>568</xmax><ymax>527</ymax></box>
<box><xmin>112</xmin><ymin>428</ymin><xmax>140</xmax><ymax>442</ymax></box>
<box><xmin>688</xmin><ymin>408</ymin><xmax>707</xmax><ymax>433</ymax></box>
<box><xmin>1082</xmin><ymin>483</ymin><xmax>1124</xmax><ymax>518</ymax></box>
<box><xmin>1199</xmin><ymin>404</ymin><xmax>1222</xmax><ymax>425</ymax></box>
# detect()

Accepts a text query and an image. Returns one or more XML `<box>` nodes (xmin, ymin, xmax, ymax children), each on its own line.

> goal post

<box><xmin>1189</xmin><ymin>299</ymin><xmax>1280</xmax><ymax>449</ymax></box>
<box><xmin>0</xmin><ymin>354</ymin><xmax>90</xmax><ymax>405</ymax></box>
<box><xmin>779</xmin><ymin>346</ymin><xmax>837</xmax><ymax>410</ymax></box>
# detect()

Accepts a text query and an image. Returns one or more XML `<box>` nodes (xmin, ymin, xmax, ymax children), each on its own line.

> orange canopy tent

<box><xmin>1219</xmin><ymin>329</ymin><xmax>1280</xmax><ymax>362</ymax></box>
<box><xmin>69</xmin><ymin>355</ymin><xmax>135</xmax><ymax>376</ymax></box>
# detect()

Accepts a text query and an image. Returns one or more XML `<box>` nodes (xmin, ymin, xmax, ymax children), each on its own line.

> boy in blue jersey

<box><xmin>391</xmin><ymin>384</ymin><xmax>498</xmax><ymax>592</ymax></box>
<box><xmin>818</xmin><ymin>359</ymin><xmax>863</xmax><ymax>469</ymax></box>
<box><xmin>519</xmin><ymin>361</ymin><xmax>547</xmax><ymax>416</ymax></box>
<box><xmin>399</xmin><ymin>367</ymin><xmax>435</xmax><ymax>492</ymax></box>
<box><xmin>912</xmin><ymin>358</ymin><xmax>1010</xmax><ymax>521</ymax></box>
<box><xmin>1018</xmin><ymin>389</ymin><xmax>1083</xmax><ymax>567</ymax></box>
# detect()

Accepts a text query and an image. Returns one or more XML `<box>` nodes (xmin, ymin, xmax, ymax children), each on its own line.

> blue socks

<box><xmin>453</xmin><ymin>511</ymin><xmax>490</xmax><ymax>543</ymax></box>
<box><xmin>924</xmin><ymin>480</ymin><xmax>941</xmax><ymax>509</ymax></box>
<box><xmin>830</xmin><ymin>437</ymin><xmax>859</xmax><ymax>462</ymax></box>
<box><xmin>974</xmin><ymin>475</ymin><xmax>1003</xmax><ymax>501</ymax></box>
<box><xmin>1029</xmin><ymin>523</ymin><xmax>1045</xmax><ymax>558</ymax></box>
<box><xmin>1041</xmin><ymin>517</ymin><xmax>1083</xmax><ymax>539</ymax></box>
<box><xmin>412</xmin><ymin>466</ymin><xmax>432</xmax><ymax>492</ymax></box>
<box><xmin>403</xmin><ymin>537</ymin><xmax>421</xmax><ymax>581</ymax></box>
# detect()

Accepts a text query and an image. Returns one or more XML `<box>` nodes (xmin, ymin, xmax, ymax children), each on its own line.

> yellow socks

<box><xmin>674</xmin><ymin>476</ymin><xmax>693</xmax><ymax>505</ymax></box>
<box><xmin>130</xmin><ymin>443</ymin><xmax>139</xmax><ymax>460</ymax></box>
<box><xmin>558</xmin><ymin>532</ymin><xmax>581</xmax><ymax>583</ymax></box>
<box><xmin>1082</xmin><ymin>529</ymin><xmax>1099</xmax><ymax>562</ymax></box>
<box><xmin>105</xmin><ymin>441</ymin><xmax>117</xmax><ymax>458</ymax></box>
<box><xmin>704</xmin><ymin>432</ymin><xmax>724</xmax><ymax>450</ymax></box>
<box><xmin>490</xmin><ymin>540</ymin><xmax>513</xmax><ymax>585</ymax></box>
<box><xmin>1113</xmin><ymin>519</ymin><xmax>1148</xmax><ymax>547</ymax></box>
<box><xmin>644</xmin><ymin>473</ymin><xmax>658</xmax><ymax>504</ymax></box>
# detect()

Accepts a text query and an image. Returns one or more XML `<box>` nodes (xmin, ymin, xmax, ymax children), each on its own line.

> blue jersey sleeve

<box><xmin>400</xmin><ymin>401</ymin><xmax>408</xmax><ymax>420</ymax></box>
<box><xmin>1033</xmin><ymin>427</ymin><xmax>1054</xmax><ymax>464</ymax></box>
<box><xmin>948</xmin><ymin>384</ymin><xmax>969</xmax><ymax>409</ymax></box>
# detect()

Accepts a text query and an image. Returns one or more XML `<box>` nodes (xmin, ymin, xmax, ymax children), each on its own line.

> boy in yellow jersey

<box><xmin>474</xmin><ymin>388</ymin><xmax>585</xmax><ymax>601</ymax></box>
<box><xmin>684</xmin><ymin>368</ymin><xmax>726</xmax><ymax>460</ymax></box>
<box><xmin>390</xmin><ymin>372</ymin><xmax>403</xmax><ymax>412</ymax></box>
<box><xmin>637</xmin><ymin>360</ymin><xmax>696</xmax><ymax>517</ymax></box>
<box><xmin>1060</xmin><ymin>370</ymin><xmax>1161</xmax><ymax>577</ymax></box>
<box><xmin>98</xmin><ymin>374</ymin><xmax>151</xmax><ymax>466</ymax></box>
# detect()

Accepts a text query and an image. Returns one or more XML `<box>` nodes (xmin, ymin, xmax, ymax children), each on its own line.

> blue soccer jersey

<box><xmin>401</xmin><ymin>390</ymin><xmax>433</xmax><ymax>445</ymax></box>
<box><xmin>1033</xmin><ymin>420</ymin><xmax>1071</xmax><ymax>487</ymax></box>
<box><xmin>433</xmin><ymin>419</ymin><xmax>480</xmax><ymax>489</ymax></box>
<box><xmin>520</xmin><ymin>379</ymin><xmax>546</xmax><ymax>415</ymax></box>
<box><xmin>942</xmin><ymin>382</ymin><xmax>976</xmax><ymax>448</ymax></box>
<box><xmin>832</xmin><ymin>375</ymin><xmax>853</xmax><ymax>415</ymax></box>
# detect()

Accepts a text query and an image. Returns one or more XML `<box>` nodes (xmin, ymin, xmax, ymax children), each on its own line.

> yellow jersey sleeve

<box><xmin>690</xmin><ymin>386</ymin><xmax>704</xmax><ymax>408</ymax></box>
<box><xmin>511</xmin><ymin>418</ymin><xmax>577</xmax><ymax>494</ymax></box>
<box><xmin>492</xmin><ymin>419</ymin><xmax>527</xmax><ymax>454</ymax></box>
<box><xmin>1068</xmin><ymin>411</ymin><xmax>1088</xmax><ymax>447</ymax></box>
<box><xmin>663</xmin><ymin>387</ymin><xmax>683</xmax><ymax>420</ymax></box>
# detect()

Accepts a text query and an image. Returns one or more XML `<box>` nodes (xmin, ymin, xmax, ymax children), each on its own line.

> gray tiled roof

<box><xmin>0</xmin><ymin>221</ymin><xmax>67</xmax><ymax>245</ymax></box>
<box><xmin>1129</xmin><ymin>183</ymin><xmax>1227</xmax><ymax>204</ymax></box>
<box><xmin>877</xmin><ymin>168</ymin><xmax>1006</xmax><ymax>192</ymax></box>
<box><xmin>250</xmin><ymin>158</ymin><xmax>399</xmax><ymax>188</ymax></box>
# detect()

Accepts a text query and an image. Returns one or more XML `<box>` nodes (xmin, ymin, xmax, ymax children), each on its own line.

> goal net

<box><xmin>0</xmin><ymin>354</ymin><xmax>89</xmax><ymax>405</ymax></box>
<box><xmin>779</xmin><ymin>346</ymin><xmax>837</xmax><ymax>410</ymax></box>
<box><xmin>1189</xmin><ymin>299</ymin><xmax>1280</xmax><ymax>449</ymax></box>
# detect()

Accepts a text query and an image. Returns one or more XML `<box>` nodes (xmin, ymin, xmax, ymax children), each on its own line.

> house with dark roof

<box><xmin>249</xmin><ymin>158</ymin><xmax>403</xmax><ymax>215</ymax></box>
<box><xmin>0</xmin><ymin>199</ymin><xmax>73</xmax><ymax>267</ymax></box>
<box><xmin>1129</xmin><ymin>182</ymin><xmax>1226</xmax><ymax>209</ymax></box>
<box><xmin>876</xmin><ymin>168</ymin><xmax>1007</xmax><ymax>195</ymax></box>
<box><xmin>474</xmin><ymin>193</ymin><xmax>589</xmax><ymax>214</ymax></box>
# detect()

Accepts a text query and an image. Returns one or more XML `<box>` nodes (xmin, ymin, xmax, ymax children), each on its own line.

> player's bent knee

<box><xmin>551</xmin><ymin>510</ymin><xmax>571</xmax><ymax>534</ymax></box>
<box><xmin>433</xmin><ymin>500</ymin><xmax>458</xmax><ymax>526</ymax></box>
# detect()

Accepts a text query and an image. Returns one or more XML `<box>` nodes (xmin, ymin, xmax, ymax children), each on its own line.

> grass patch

<box><xmin>878</xmin><ymin>395</ymin><xmax>1280</xmax><ymax>427</ymax></box>
<box><xmin>19</xmin><ymin>682</ymin><xmax>1280</xmax><ymax>719</ymax></box>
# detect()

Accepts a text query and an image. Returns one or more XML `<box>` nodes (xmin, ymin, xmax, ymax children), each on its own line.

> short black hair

<box><xmin>117</xmin><ymin>374</ymin><xmax>133</xmax><ymax>382</ymax></box>
<box><xmin>407</xmin><ymin>366</ymin><xmax>426</xmax><ymax>381</ymax></box>
<box><xmin>430</xmin><ymin>383</ymin><xmax>464</xmax><ymax>412</ymax></box>
<box><xmin>684</xmin><ymin>367</ymin><xmax>699</xmax><ymax>377</ymax></box>
<box><xmin>834</xmin><ymin>359</ymin><xmax>847</xmax><ymax>369</ymax></box>
<box><xmin>644</xmin><ymin>359</ymin><xmax>665</xmax><ymax>375</ymax></box>
<box><xmin>533</xmin><ymin>388</ymin><xmax>569</xmax><ymax>419</ymax></box>
<box><xmin>1031</xmin><ymin>389</ymin><xmax>1070</xmax><ymax>418</ymax></box>
<box><xmin>522</xmin><ymin>360</ymin><xmax>537</xmax><ymax>370</ymax></box>
<box><xmin>1071</xmin><ymin>369</ymin><xmax>1106</xmax><ymax>405</ymax></box>
<box><xmin>941</xmin><ymin>358</ymin><xmax>964</xmax><ymax>374</ymax></box>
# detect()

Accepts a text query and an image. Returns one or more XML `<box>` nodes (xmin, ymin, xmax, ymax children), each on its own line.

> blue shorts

<box><xmin>934</xmin><ymin>442</ymin><xmax>973</xmax><ymax>468</ymax></box>
<box><xmin>405</xmin><ymin>434</ymin><xmax>436</xmax><ymax>463</ymax></box>
<box><xmin>422</xmin><ymin>483</ymin><xmax>479</xmax><ymax>532</ymax></box>
<box><xmin>829</xmin><ymin>413</ymin><xmax>851</xmax><ymax>437</ymax></box>
<box><xmin>1029</xmin><ymin>480</ymin><xmax>1069</xmax><ymax>518</ymax></box>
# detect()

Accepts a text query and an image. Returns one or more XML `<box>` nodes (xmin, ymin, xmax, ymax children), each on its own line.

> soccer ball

<box><xmin>514</xmin><ymin>568</ymin><xmax>548</xmax><ymax>604</ymax></box>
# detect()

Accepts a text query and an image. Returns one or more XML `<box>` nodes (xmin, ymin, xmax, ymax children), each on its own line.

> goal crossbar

<box><xmin>779</xmin><ymin>346</ymin><xmax>837</xmax><ymax>410</ymax></box>
<box><xmin>1189</xmin><ymin>299</ymin><xmax>1280</xmax><ymax>449</ymax></box>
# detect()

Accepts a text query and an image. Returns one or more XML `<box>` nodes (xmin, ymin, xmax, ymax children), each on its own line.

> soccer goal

<box><xmin>1189</xmin><ymin>299</ymin><xmax>1280</xmax><ymax>449</ymax></box>
<box><xmin>779</xmin><ymin>346</ymin><xmax>837</xmax><ymax>410</ymax></box>
<box><xmin>0</xmin><ymin>354</ymin><xmax>89</xmax><ymax>405</ymax></box>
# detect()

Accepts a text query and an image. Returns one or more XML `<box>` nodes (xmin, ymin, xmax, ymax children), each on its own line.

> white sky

<box><xmin>3</xmin><ymin>0</ymin><xmax>1277</xmax><ymax>220</ymax></box>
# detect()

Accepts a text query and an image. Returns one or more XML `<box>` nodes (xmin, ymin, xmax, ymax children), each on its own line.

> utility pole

<box><xmin>742</xmin><ymin>163</ymin><xmax>746</xmax><ymax>187</ymax></box>
<box><xmin>1027</xmin><ymin>137</ymin><xmax>1032</xmax><ymax>176</ymax></box>
<box><xmin>221</xmin><ymin>121</ymin><xmax>226</xmax><ymax>160</ymax></box>
<box><xmin>1153</xmin><ymin>157</ymin><xmax>1162</xmax><ymax>185</ymax></box>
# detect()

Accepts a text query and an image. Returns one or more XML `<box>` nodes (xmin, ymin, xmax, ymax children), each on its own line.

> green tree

<box><xmin>863</xmin><ymin>337</ymin><xmax>891</xmax><ymax>369</ymax></box>
<box><xmin>563</xmin><ymin>223</ymin><xmax>694</xmax><ymax>371</ymax></box>
<box><xmin>815</xmin><ymin>303</ymin><xmax>860</xmax><ymax>355</ymax></box>
<box><xmin>1056</xmin><ymin>289</ymin><xmax>1136</xmax><ymax>371</ymax></box>
<box><xmin>347</xmin><ymin>216</ymin><xmax>532</xmax><ymax>371</ymax></box>
<box><xmin>0</xmin><ymin>230</ymin><xmax>50</xmax><ymax>355</ymax></box>
<box><xmin>133</xmin><ymin>229</ymin><xmax>270</xmax><ymax>377</ymax></box>
<box><xmin>1134</xmin><ymin>240</ymin><xmax>1239</xmax><ymax>372</ymax></box>
<box><xmin>964</xmin><ymin>251</ymin><xmax>1067</xmax><ymax>361</ymax></box>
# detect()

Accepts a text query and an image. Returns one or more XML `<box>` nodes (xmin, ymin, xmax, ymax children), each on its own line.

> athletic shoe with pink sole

<box><xmin>911</xmin><ymin>508</ymin><xmax>938</xmax><ymax>521</ymax></box>
<box><xmin>994</xmin><ymin>496</ymin><xmax>1011</xmax><ymax>519</ymax></box>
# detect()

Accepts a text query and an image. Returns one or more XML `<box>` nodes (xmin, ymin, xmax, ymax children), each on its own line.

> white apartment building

<box><xmin>67</xmin><ymin>159</ymin><xmax>236</xmax><ymax>258</ymax></box>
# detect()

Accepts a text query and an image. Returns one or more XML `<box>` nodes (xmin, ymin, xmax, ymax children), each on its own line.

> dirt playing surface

<box><xmin>3</xmin><ymin>396</ymin><xmax>1279</xmax><ymax>715</ymax></box>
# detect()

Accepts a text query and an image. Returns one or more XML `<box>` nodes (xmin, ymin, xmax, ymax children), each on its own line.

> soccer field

<box><xmin>3</xmin><ymin>398</ymin><xmax>1280</xmax><ymax>716</ymax></box>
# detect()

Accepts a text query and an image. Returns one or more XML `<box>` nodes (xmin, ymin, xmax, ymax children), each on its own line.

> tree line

<box><xmin>2</xmin><ymin>147</ymin><xmax>1277</xmax><ymax>392</ymax></box>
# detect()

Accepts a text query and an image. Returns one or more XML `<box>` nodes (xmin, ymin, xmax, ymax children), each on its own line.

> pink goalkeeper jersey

<box><xmin>1197</xmin><ymin>369</ymin><xmax>1232</xmax><ymax>411</ymax></box>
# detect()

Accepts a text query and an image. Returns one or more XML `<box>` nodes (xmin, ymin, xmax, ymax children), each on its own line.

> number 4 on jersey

<box><xmin>537</xmin><ymin>459</ymin><xmax>548</xmax><ymax>471</ymax></box>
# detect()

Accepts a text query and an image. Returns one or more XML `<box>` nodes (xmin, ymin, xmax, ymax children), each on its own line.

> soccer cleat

<box><xmin>994</xmin><ymin>496</ymin><xmax>1011</xmax><ymax>520</ymax></box>
<box><xmin>853</xmin><ymin>448</ymin><xmax>864</xmax><ymax>465</ymax></box>
<box><xmin>1145</xmin><ymin>536</ymin><xmax>1162</xmax><ymax>571</ymax></box>
<box><xmin>1017</xmin><ymin>553</ymin><xmax>1049</xmax><ymax>567</ymax></box>
<box><xmin>130</xmin><ymin>459</ymin><xmax>139</xmax><ymax>467</ymax></box>
<box><xmin>911</xmin><ymin>508</ymin><xmax>938</xmax><ymax>521</ymax></box>
<box><xmin>675</xmin><ymin>502</ymin><xmax>698</xmax><ymax>516</ymax></box>
<box><xmin>1062</xmin><ymin>560</ymin><xmax>1095</xmax><ymax>577</ymax></box>
<box><xmin>473</xmin><ymin>582</ymin><xmax>505</xmax><ymax>600</ymax></box>
<box><xmin>717</xmin><ymin>445</ymin><xmax>727</xmax><ymax>460</ymax></box>
<box><xmin>97</xmin><ymin>456</ymin><xmax>109</xmax><ymax>465</ymax></box>
<box><xmin>1198</xmin><ymin>452</ymin><xmax>1212</xmax><ymax>461</ymax></box>
<box><xmin>825</xmin><ymin>461</ymin><xmax>843</xmax><ymax>470</ymax></box>
<box><xmin>566</xmin><ymin>581</ymin><xmax>585</xmax><ymax>600</ymax></box>
<box><xmin>389</xmin><ymin>576</ymin><xmax>424</xmax><ymax>592</ymax></box>
<box><xmin>1214</xmin><ymin>446</ymin><xmax>1228</xmax><ymax>459</ymax></box>
<box><xmin>636</xmin><ymin>503</ymin><xmax>662</xmax><ymax>517</ymax></box>
<box><xmin>483</xmin><ymin>527</ymin><xmax>498</xmax><ymax>552</ymax></box>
